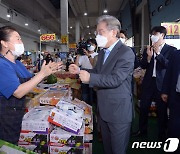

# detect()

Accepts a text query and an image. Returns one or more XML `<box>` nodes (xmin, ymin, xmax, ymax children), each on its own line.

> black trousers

<box><xmin>139</xmin><ymin>77</ymin><xmax>168</xmax><ymax>140</ymax></box>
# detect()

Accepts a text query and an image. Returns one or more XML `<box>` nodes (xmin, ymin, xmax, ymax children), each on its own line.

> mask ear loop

<box><xmin>2</xmin><ymin>50</ymin><xmax>11</xmax><ymax>57</ymax></box>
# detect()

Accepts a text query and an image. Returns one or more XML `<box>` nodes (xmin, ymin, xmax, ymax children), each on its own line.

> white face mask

<box><xmin>95</xmin><ymin>34</ymin><xmax>108</xmax><ymax>48</ymax></box>
<box><xmin>120</xmin><ymin>38</ymin><xmax>126</xmax><ymax>44</ymax></box>
<box><xmin>11</xmin><ymin>43</ymin><xmax>25</xmax><ymax>56</ymax></box>
<box><xmin>151</xmin><ymin>35</ymin><xmax>160</xmax><ymax>43</ymax></box>
<box><xmin>88</xmin><ymin>45</ymin><xmax>95</xmax><ymax>51</ymax></box>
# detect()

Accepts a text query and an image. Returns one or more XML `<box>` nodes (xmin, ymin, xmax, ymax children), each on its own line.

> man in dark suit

<box><xmin>161</xmin><ymin>50</ymin><xmax>180</xmax><ymax>138</ymax></box>
<box><xmin>69</xmin><ymin>15</ymin><xmax>135</xmax><ymax>154</ymax></box>
<box><xmin>136</xmin><ymin>26</ymin><xmax>176</xmax><ymax>140</ymax></box>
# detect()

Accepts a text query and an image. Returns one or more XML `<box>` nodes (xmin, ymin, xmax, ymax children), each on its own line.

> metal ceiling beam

<box><xmin>35</xmin><ymin>0</ymin><xmax>59</xmax><ymax>23</ymax></box>
<box><xmin>69</xmin><ymin>0</ymin><xmax>83</xmax><ymax>29</ymax></box>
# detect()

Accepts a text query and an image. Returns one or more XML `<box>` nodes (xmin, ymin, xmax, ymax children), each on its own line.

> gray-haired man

<box><xmin>69</xmin><ymin>15</ymin><xmax>135</xmax><ymax>154</ymax></box>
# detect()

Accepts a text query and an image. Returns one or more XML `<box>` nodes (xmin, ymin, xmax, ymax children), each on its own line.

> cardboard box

<box><xmin>50</xmin><ymin>125</ymin><xmax>84</xmax><ymax>147</ymax></box>
<box><xmin>48</xmin><ymin>107</ymin><xmax>83</xmax><ymax>134</ymax></box>
<box><xmin>83</xmin><ymin>143</ymin><xmax>92</xmax><ymax>154</ymax></box>
<box><xmin>22</xmin><ymin>106</ymin><xmax>53</xmax><ymax>133</ymax></box>
<box><xmin>49</xmin><ymin>146</ymin><xmax>83</xmax><ymax>154</ymax></box>
<box><xmin>39</xmin><ymin>90</ymin><xmax>67</xmax><ymax>105</ymax></box>
<box><xmin>19</xmin><ymin>132</ymin><xmax>49</xmax><ymax>145</ymax></box>
<box><xmin>19</xmin><ymin>144</ymin><xmax>48</xmax><ymax>154</ymax></box>
<box><xmin>84</xmin><ymin>121</ymin><xmax>93</xmax><ymax>134</ymax></box>
<box><xmin>84</xmin><ymin>134</ymin><xmax>93</xmax><ymax>143</ymax></box>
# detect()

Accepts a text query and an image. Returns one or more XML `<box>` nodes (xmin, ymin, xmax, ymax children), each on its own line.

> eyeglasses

<box><xmin>94</xmin><ymin>29</ymin><xmax>112</xmax><ymax>36</ymax></box>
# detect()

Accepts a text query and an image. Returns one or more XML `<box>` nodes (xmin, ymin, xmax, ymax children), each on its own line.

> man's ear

<box><xmin>113</xmin><ymin>29</ymin><xmax>118</xmax><ymax>38</ymax></box>
<box><xmin>161</xmin><ymin>33</ymin><xmax>165</xmax><ymax>38</ymax></box>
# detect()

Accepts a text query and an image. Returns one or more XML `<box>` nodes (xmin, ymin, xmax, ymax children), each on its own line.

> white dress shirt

<box><xmin>152</xmin><ymin>43</ymin><xmax>165</xmax><ymax>77</ymax></box>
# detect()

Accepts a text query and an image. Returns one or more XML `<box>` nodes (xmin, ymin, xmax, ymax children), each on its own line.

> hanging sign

<box><xmin>161</xmin><ymin>23</ymin><xmax>180</xmax><ymax>35</ymax></box>
<box><xmin>61</xmin><ymin>35</ymin><xmax>68</xmax><ymax>44</ymax></box>
<box><xmin>40</xmin><ymin>33</ymin><xmax>56</xmax><ymax>41</ymax></box>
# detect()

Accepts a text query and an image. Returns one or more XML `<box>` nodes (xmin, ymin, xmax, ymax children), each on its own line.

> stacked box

<box><xmin>19</xmin><ymin>132</ymin><xmax>48</xmax><ymax>145</ymax></box>
<box><xmin>50</xmin><ymin>125</ymin><xmax>84</xmax><ymax>148</ymax></box>
<box><xmin>19</xmin><ymin>144</ymin><xmax>48</xmax><ymax>154</ymax></box>
<box><xmin>21</xmin><ymin>106</ymin><xmax>53</xmax><ymax>133</ymax></box>
<box><xmin>39</xmin><ymin>90</ymin><xmax>68</xmax><ymax>106</ymax></box>
<box><xmin>48</xmin><ymin>100</ymin><xmax>84</xmax><ymax>134</ymax></box>
<box><xmin>19</xmin><ymin>106</ymin><xmax>54</xmax><ymax>153</ymax></box>
<box><xmin>49</xmin><ymin>146</ymin><xmax>83</xmax><ymax>154</ymax></box>
<box><xmin>83</xmin><ymin>143</ymin><xmax>92</xmax><ymax>154</ymax></box>
<box><xmin>72</xmin><ymin>98</ymin><xmax>93</xmax><ymax>144</ymax></box>
<box><xmin>84</xmin><ymin>120</ymin><xmax>93</xmax><ymax>143</ymax></box>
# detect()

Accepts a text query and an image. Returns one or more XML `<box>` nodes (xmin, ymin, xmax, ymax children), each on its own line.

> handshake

<box><xmin>69</xmin><ymin>64</ymin><xmax>90</xmax><ymax>83</ymax></box>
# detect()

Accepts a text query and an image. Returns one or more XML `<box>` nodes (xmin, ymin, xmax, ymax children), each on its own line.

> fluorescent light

<box><xmin>84</xmin><ymin>12</ymin><xmax>87</xmax><ymax>16</ymax></box>
<box><xmin>6</xmin><ymin>14</ymin><xmax>11</xmax><ymax>18</ymax></box>
<box><xmin>103</xmin><ymin>9</ymin><xmax>108</xmax><ymax>13</ymax></box>
<box><xmin>25</xmin><ymin>23</ymin><xmax>28</xmax><ymax>26</ymax></box>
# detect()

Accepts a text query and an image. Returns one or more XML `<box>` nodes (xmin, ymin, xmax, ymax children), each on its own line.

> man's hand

<box><xmin>79</xmin><ymin>70</ymin><xmax>90</xmax><ymax>83</ymax></box>
<box><xmin>161</xmin><ymin>94</ymin><xmax>168</xmax><ymax>103</ymax></box>
<box><xmin>69</xmin><ymin>64</ymin><xmax>80</xmax><ymax>74</ymax></box>
<box><xmin>152</xmin><ymin>39</ymin><xmax>162</xmax><ymax>54</ymax></box>
<box><xmin>147</xmin><ymin>45</ymin><xmax>153</xmax><ymax>62</ymax></box>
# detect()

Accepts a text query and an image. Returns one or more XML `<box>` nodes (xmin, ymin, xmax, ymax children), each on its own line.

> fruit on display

<box><xmin>47</xmin><ymin>74</ymin><xmax>57</xmax><ymax>84</ymax></box>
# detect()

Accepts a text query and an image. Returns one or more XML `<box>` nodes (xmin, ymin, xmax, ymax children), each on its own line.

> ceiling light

<box><xmin>158</xmin><ymin>5</ymin><xmax>163</xmax><ymax>12</ymax></box>
<box><xmin>103</xmin><ymin>9</ymin><xmax>108</xmax><ymax>13</ymax></box>
<box><xmin>6</xmin><ymin>14</ymin><xmax>11</xmax><ymax>18</ymax></box>
<box><xmin>38</xmin><ymin>29</ymin><xmax>41</xmax><ymax>32</ymax></box>
<box><xmin>87</xmin><ymin>26</ymin><xmax>89</xmax><ymax>28</ymax></box>
<box><xmin>84</xmin><ymin>12</ymin><xmax>87</xmax><ymax>16</ymax></box>
<box><xmin>70</xmin><ymin>26</ymin><xmax>72</xmax><ymax>29</ymax></box>
<box><xmin>25</xmin><ymin>23</ymin><xmax>28</xmax><ymax>26</ymax></box>
<box><xmin>89</xmin><ymin>32</ymin><xmax>91</xmax><ymax>35</ymax></box>
<box><xmin>7</xmin><ymin>9</ymin><xmax>11</xmax><ymax>18</ymax></box>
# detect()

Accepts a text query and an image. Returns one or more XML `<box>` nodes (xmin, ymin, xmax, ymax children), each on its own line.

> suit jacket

<box><xmin>162</xmin><ymin>50</ymin><xmax>180</xmax><ymax>109</ymax></box>
<box><xmin>140</xmin><ymin>44</ymin><xmax>176</xmax><ymax>92</ymax></box>
<box><xmin>87</xmin><ymin>40</ymin><xmax>135</xmax><ymax>123</ymax></box>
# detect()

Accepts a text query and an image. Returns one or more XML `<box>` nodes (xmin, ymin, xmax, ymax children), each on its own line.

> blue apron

<box><xmin>0</xmin><ymin>56</ymin><xmax>31</xmax><ymax>144</ymax></box>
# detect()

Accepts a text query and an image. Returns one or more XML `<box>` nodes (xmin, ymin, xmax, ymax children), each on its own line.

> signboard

<box><xmin>61</xmin><ymin>35</ymin><xmax>68</xmax><ymax>44</ymax></box>
<box><xmin>69</xmin><ymin>43</ymin><xmax>76</xmax><ymax>49</ymax></box>
<box><xmin>40</xmin><ymin>33</ymin><xmax>56</xmax><ymax>41</ymax></box>
<box><xmin>161</xmin><ymin>23</ymin><xmax>180</xmax><ymax>49</ymax></box>
<box><xmin>161</xmin><ymin>23</ymin><xmax>180</xmax><ymax>35</ymax></box>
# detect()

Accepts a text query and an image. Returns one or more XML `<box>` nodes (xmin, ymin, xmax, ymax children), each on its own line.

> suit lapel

<box><xmin>101</xmin><ymin>41</ymin><xmax>122</xmax><ymax>72</ymax></box>
<box><xmin>160</xmin><ymin>43</ymin><xmax>168</xmax><ymax>55</ymax></box>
